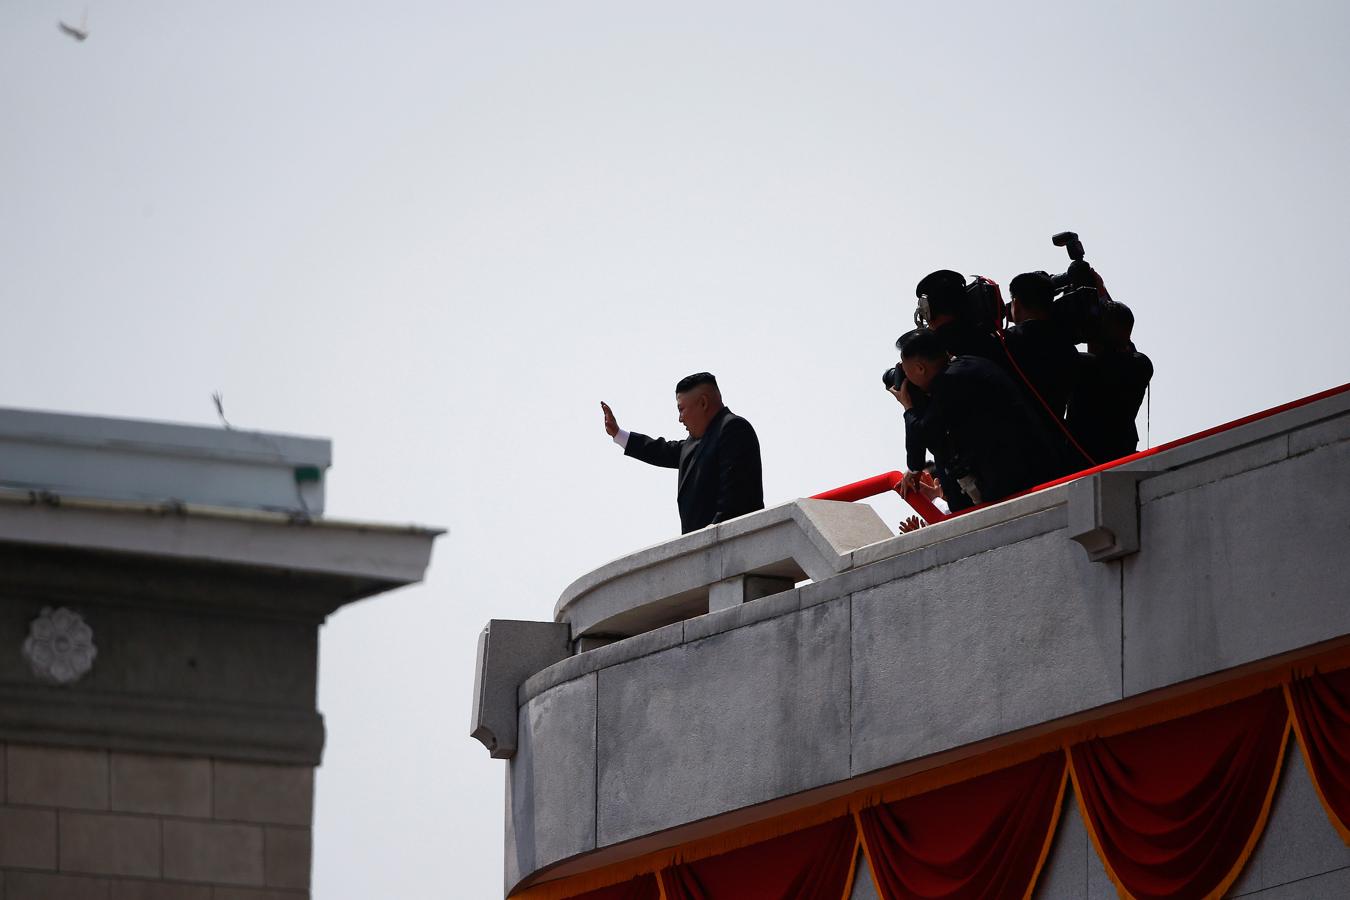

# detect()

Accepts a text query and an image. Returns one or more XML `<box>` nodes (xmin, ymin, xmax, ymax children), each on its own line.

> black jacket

<box><xmin>903</xmin><ymin>356</ymin><xmax>1059</xmax><ymax>509</ymax></box>
<box><xmin>1003</xmin><ymin>318</ymin><xmax>1087</xmax><ymax>474</ymax></box>
<box><xmin>933</xmin><ymin>320</ymin><xmax>1006</xmax><ymax>366</ymax></box>
<box><xmin>1003</xmin><ymin>319</ymin><xmax>1080</xmax><ymax>421</ymax></box>
<box><xmin>1067</xmin><ymin>346</ymin><xmax>1154</xmax><ymax>464</ymax></box>
<box><xmin>625</xmin><ymin>407</ymin><xmax>764</xmax><ymax>534</ymax></box>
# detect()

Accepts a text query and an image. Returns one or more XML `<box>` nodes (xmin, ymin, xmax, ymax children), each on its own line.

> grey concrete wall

<box><xmin>506</xmin><ymin>392</ymin><xmax>1350</xmax><ymax>895</ymax></box>
<box><xmin>848</xmin><ymin>851</ymin><xmax>879</xmax><ymax>900</ymax></box>
<box><xmin>1125</xmin><ymin>427</ymin><xmax>1350</xmax><ymax>695</ymax></box>
<box><xmin>851</xmin><ymin>526</ymin><xmax>1121</xmax><ymax>774</ymax></box>
<box><xmin>506</xmin><ymin>675</ymin><xmax>598</xmax><ymax>892</ymax></box>
<box><xmin>597</xmin><ymin>599</ymin><xmax>851</xmax><ymax>846</ymax></box>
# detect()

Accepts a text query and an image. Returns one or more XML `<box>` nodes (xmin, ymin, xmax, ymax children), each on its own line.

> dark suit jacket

<box><xmin>1067</xmin><ymin>346</ymin><xmax>1154</xmax><ymax>464</ymax></box>
<box><xmin>903</xmin><ymin>356</ymin><xmax>1060</xmax><ymax>509</ymax></box>
<box><xmin>624</xmin><ymin>407</ymin><xmax>764</xmax><ymax>534</ymax></box>
<box><xmin>1003</xmin><ymin>319</ymin><xmax>1080</xmax><ymax>421</ymax></box>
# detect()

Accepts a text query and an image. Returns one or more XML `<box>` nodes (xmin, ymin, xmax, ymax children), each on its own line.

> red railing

<box><xmin>810</xmin><ymin>470</ymin><xmax>947</xmax><ymax>524</ymax></box>
<box><xmin>811</xmin><ymin>382</ymin><xmax>1350</xmax><ymax>527</ymax></box>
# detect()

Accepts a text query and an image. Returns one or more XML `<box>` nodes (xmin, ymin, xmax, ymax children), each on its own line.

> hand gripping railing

<box><xmin>810</xmin><ymin>471</ymin><xmax>947</xmax><ymax>525</ymax></box>
<box><xmin>811</xmin><ymin>381</ymin><xmax>1350</xmax><ymax>527</ymax></box>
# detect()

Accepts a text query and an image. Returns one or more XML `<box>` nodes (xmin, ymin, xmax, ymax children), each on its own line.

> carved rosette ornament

<box><xmin>22</xmin><ymin>606</ymin><xmax>97</xmax><ymax>684</ymax></box>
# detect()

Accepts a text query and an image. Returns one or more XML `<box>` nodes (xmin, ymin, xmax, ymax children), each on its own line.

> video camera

<box><xmin>912</xmin><ymin>270</ymin><xmax>1005</xmax><ymax>334</ymax></box>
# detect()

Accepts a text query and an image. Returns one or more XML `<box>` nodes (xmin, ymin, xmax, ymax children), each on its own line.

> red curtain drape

<box><xmin>660</xmin><ymin>815</ymin><xmax>857</xmax><ymax>900</ymax></box>
<box><xmin>857</xmin><ymin>751</ymin><xmax>1065</xmax><ymax>900</ymax></box>
<box><xmin>568</xmin><ymin>874</ymin><xmax>661</xmax><ymax>900</ymax></box>
<box><xmin>1070</xmin><ymin>687</ymin><xmax>1288</xmax><ymax>900</ymax></box>
<box><xmin>1289</xmin><ymin>667</ymin><xmax>1350</xmax><ymax>843</ymax></box>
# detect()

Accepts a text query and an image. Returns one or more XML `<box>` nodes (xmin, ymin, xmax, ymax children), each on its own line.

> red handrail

<box><xmin>810</xmin><ymin>381</ymin><xmax>1350</xmax><ymax>528</ymax></box>
<box><xmin>810</xmin><ymin>471</ymin><xmax>946</xmax><ymax>525</ymax></box>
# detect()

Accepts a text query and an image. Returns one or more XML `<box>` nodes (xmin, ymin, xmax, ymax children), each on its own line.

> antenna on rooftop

<box><xmin>211</xmin><ymin>392</ymin><xmax>232</xmax><ymax>430</ymax></box>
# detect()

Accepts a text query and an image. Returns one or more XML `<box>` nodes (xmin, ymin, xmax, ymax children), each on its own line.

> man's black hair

<box><xmin>1009</xmin><ymin>271</ymin><xmax>1055</xmax><ymax>311</ymax></box>
<box><xmin>675</xmin><ymin>372</ymin><xmax>719</xmax><ymax>394</ymax></box>
<box><xmin>915</xmin><ymin>270</ymin><xmax>966</xmax><ymax>319</ymax></box>
<box><xmin>1109</xmin><ymin>301</ymin><xmax>1134</xmax><ymax>334</ymax></box>
<box><xmin>1104</xmin><ymin>301</ymin><xmax>1135</xmax><ymax>347</ymax></box>
<box><xmin>896</xmin><ymin>328</ymin><xmax>948</xmax><ymax>363</ymax></box>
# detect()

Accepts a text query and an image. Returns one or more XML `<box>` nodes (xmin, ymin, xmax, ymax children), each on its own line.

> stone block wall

<box><xmin>0</xmin><ymin>741</ymin><xmax>312</xmax><ymax>900</ymax></box>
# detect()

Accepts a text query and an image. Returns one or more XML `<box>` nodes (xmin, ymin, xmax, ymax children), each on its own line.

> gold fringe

<box><xmin>852</xmin><ymin>807</ymin><xmax>884</xmax><ymax>899</ymax></box>
<box><xmin>1020</xmin><ymin>756</ymin><xmax>1070</xmax><ymax>900</ymax></box>
<box><xmin>1285</xmin><ymin>680</ymin><xmax>1350</xmax><ymax>846</ymax></box>
<box><xmin>1204</xmin><ymin>721</ymin><xmax>1291</xmax><ymax>900</ymax></box>
<box><xmin>1067</xmin><ymin>714</ymin><xmax>1293</xmax><ymax>900</ymax></box>
<box><xmin>837</xmin><ymin>834</ymin><xmax>863</xmax><ymax>900</ymax></box>
<box><xmin>1066</xmin><ymin>749</ymin><xmax>1133</xmax><ymax>900</ymax></box>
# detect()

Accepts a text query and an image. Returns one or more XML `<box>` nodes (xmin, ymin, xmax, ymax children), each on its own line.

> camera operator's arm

<box><xmin>602</xmin><ymin>401</ymin><xmax>684</xmax><ymax>468</ymax></box>
<box><xmin>901</xmin><ymin>386</ymin><xmax>950</xmax><ymax>470</ymax></box>
<box><xmin>891</xmin><ymin>380</ymin><xmax>930</xmax><ymax>473</ymax></box>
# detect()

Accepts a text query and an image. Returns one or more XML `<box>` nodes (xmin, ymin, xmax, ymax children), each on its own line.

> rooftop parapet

<box><xmin>0</xmin><ymin>406</ymin><xmax>330</xmax><ymax>515</ymax></box>
<box><xmin>556</xmin><ymin>499</ymin><xmax>893</xmax><ymax>644</ymax></box>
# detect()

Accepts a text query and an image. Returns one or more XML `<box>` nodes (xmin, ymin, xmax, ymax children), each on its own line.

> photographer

<box><xmin>1067</xmin><ymin>302</ymin><xmax>1153</xmax><ymax>464</ymax></box>
<box><xmin>1004</xmin><ymin>271</ymin><xmax>1080</xmax><ymax>421</ymax></box>
<box><xmin>913</xmin><ymin>269</ymin><xmax>1006</xmax><ymax>365</ymax></box>
<box><xmin>890</xmin><ymin>328</ymin><xmax>1058</xmax><ymax>511</ymax></box>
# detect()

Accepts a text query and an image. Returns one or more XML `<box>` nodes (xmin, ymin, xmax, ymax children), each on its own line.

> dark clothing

<box><xmin>1067</xmin><ymin>345</ymin><xmax>1154</xmax><ymax>465</ymax></box>
<box><xmin>903</xmin><ymin>356</ymin><xmax>1060</xmax><ymax>510</ymax></box>
<box><xmin>1003</xmin><ymin>319</ymin><xmax>1080</xmax><ymax>421</ymax></box>
<box><xmin>1003</xmin><ymin>318</ymin><xmax>1086</xmax><ymax>475</ymax></box>
<box><xmin>932</xmin><ymin>320</ymin><xmax>1006</xmax><ymax>367</ymax></box>
<box><xmin>903</xmin><ymin>322</ymin><xmax>1006</xmax><ymax>481</ymax></box>
<box><xmin>625</xmin><ymin>407</ymin><xmax>764</xmax><ymax>534</ymax></box>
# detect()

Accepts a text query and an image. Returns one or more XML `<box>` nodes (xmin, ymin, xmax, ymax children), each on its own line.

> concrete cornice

<box><xmin>0</xmin><ymin>487</ymin><xmax>443</xmax><ymax>594</ymax></box>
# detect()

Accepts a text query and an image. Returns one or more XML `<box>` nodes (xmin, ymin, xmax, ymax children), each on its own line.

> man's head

<box><xmin>1104</xmin><ymin>301</ymin><xmax>1134</xmax><ymax>349</ymax></box>
<box><xmin>915</xmin><ymin>270</ymin><xmax>966</xmax><ymax>330</ymax></box>
<box><xmin>675</xmin><ymin>372</ymin><xmax>724</xmax><ymax>438</ymax></box>
<box><xmin>896</xmin><ymin>328</ymin><xmax>951</xmax><ymax>391</ymax></box>
<box><xmin>1009</xmin><ymin>271</ymin><xmax>1054</xmax><ymax>323</ymax></box>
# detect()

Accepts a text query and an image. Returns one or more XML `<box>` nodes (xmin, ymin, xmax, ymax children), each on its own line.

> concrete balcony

<box><xmin>475</xmin><ymin>387</ymin><xmax>1350</xmax><ymax>896</ymax></box>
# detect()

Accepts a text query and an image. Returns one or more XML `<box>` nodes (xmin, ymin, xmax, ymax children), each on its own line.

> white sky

<box><xmin>3</xmin><ymin>2</ymin><xmax>1349</xmax><ymax>897</ymax></box>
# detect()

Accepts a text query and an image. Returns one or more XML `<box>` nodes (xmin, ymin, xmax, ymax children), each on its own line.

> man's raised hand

<box><xmin>600</xmin><ymin>401</ymin><xmax>619</xmax><ymax>438</ymax></box>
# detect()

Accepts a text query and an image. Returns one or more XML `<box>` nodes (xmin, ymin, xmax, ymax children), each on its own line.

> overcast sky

<box><xmin>3</xmin><ymin>1</ymin><xmax>1349</xmax><ymax>897</ymax></box>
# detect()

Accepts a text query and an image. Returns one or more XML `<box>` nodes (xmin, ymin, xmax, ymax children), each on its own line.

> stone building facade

<box><xmin>0</xmin><ymin>408</ymin><xmax>440</xmax><ymax>899</ymax></box>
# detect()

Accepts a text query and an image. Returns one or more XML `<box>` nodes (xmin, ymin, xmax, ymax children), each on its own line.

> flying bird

<box><xmin>58</xmin><ymin>11</ymin><xmax>89</xmax><ymax>41</ymax></box>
